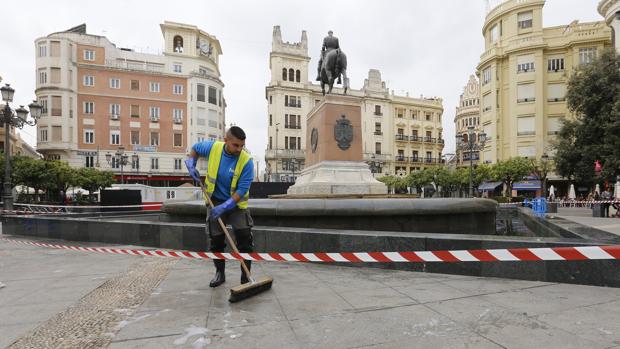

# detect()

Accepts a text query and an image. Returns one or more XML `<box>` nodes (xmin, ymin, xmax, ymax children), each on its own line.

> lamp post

<box><xmin>540</xmin><ymin>153</ymin><xmax>549</xmax><ymax>197</ymax></box>
<box><xmin>105</xmin><ymin>146</ymin><xmax>130</xmax><ymax>184</ymax></box>
<box><xmin>0</xmin><ymin>84</ymin><xmax>42</xmax><ymax>210</ymax></box>
<box><xmin>456</xmin><ymin>126</ymin><xmax>487</xmax><ymax>198</ymax></box>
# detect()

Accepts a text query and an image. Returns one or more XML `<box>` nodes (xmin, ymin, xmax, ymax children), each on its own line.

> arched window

<box><xmin>288</xmin><ymin>68</ymin><xmax>294</xmax><ymax>82</ymax></box>
<box><xmin>173</xmin><ymin>35</ymin><xmax>184</xmax><ymax>53</ymax></box>
<box><xmin>296</xmin><ymin>70</ymin><xmax>300</xmax><ymax>82</ymax></box>
<box><xmin>282</xmin><ymin>68</ymin><xmax>287</xmax><ymax>81</ymax></box>
<box><xmin>471</xmin><ymin>133</ymin><xmax>477</xmax><ymax>143</ymax></box>
<box><xmin>463</xmin><ymin>134</ymin><xmax>469</xmax><ymax>143</ymax></box>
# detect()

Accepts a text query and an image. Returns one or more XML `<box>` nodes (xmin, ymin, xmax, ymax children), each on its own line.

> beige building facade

<box><xmin>265</xmin><ymin>26</ymin><xmax>444</xmax><ymax>182</ymax></box>
<box><xmin>477</xmin><ymin>0</ymin><xmax>611</xmax><ymax>164</ymax></box>
<box><xmin>454</xmin><ymin>75</ymin><xmax>482</xmax><ymax>168</ymax></box>
<box><xmin>34</xmin><ymin>22</ymin><xmax>225</xmax><ymax>185</ymax></box>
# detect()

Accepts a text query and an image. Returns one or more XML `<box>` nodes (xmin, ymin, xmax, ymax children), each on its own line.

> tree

<box><xmin>474</xmin><ymin>163</ymin><xmax>494</xmax><ymax>190</ymax></box>
<box><xmin>405</xmin><ymin>170</ymin><xmax>432</xmax><ymax>195</ymax></box>
<box><xmin>76</xmin><ymin>168</ymin><xmax>115</xmax><ymax>203</ymax></box>
<box><xmin>45</xmin><ymin>161</ymin><xmax>80</xmax><ymax>202</ymax></box>
<box><xmin>12</xmin><ymin>156</ymin><xmax>53</xmax><ymax>201</ymax></box>
<box><xmin>554</xmin><ymin>49</ymin><xmax>620</xmax><ymax>186</ymax></box>
<box><xmin>492</xmin><ymin>157</ymin><xmax>533</xmax><ymax>197</ymax></box>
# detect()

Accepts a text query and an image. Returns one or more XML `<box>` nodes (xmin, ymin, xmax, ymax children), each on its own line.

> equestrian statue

<box><xmin>316</xmin><ymin>30</ymin><xmax>349</xmax><ymax>95</ymax></box>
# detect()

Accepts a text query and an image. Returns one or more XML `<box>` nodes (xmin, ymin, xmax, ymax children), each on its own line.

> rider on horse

<box><xmin>316</xmin><ymin>30</ymin><xmax>340</xmax><ymax>81</ymax></box>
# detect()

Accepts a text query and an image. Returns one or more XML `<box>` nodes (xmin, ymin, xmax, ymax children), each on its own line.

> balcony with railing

<box><xmin>395</xmin><ymin>134</ymin><xmax>408</xmax><ymax>142</ymax></box>
<box><xmin>423</xmin><ymin>137</ymin><xmax>436</xmax><ymax>143</ymax></box>
<box><xmin>265</xmin><ymin>148</ymin><xmax>306</xmax><ymax>160</ymax></box>
<box><xmin>104</xmin><ymin>59</ymin><xmax>165</xmax><ymax>73</ymax></box>
<box><xmin>409</xmin><ymin>135</ymin><xmax>421</xmax><ymax>142</ymax></box>
<box><xmin>395</xmin><ymin>155</ymin><xmax>408</xmax><ymax>163</ymax></box>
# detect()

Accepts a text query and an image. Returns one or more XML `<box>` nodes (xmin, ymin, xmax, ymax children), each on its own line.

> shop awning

<box><xmin>478</xmin><ymin>181</ymin><xmax>503</xmax><ymax>191</ymax></box>
<box><xmin>513</xmin><ymin>180</ymin><xmax>541</xmax><ymax>190</ymax></box>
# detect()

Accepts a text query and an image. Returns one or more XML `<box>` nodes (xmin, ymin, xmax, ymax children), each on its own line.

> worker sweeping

<box><xmin>185</xmin><ymin>126</ymin><xmax>272</xmax><ymax>302</ymax></box>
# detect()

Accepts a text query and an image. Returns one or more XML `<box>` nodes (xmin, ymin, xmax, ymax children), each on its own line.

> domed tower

<box><xmin>598</xmin><ymin>0</ymin><xmax>620</xmax><ymax>53</ymax></box>
<box><xmin>455</xmin><ymin>75</ymin><xmax>481</xmax><ymax>168</ymax></box>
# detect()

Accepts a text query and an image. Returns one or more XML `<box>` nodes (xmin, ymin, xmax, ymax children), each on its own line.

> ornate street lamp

<box><xmin>106</xmin><ymin>146</ymin><xmax>130</xmax><ymax>184</ymax></box>
<box><xmin>1</xmin><ymin>84</ymin><xmax>42</xmax><ymax>210</ymax></box>
<box><xmin>456</xmin><ymin>126</ymin><xmax>486</xmax><ymax>197</ymax></box>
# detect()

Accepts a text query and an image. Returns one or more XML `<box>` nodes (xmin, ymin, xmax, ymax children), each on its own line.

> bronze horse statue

<box><xmin>320</xmin><ymin>49</ymin><xmax>349</xmax><ymax>95</ymax></box>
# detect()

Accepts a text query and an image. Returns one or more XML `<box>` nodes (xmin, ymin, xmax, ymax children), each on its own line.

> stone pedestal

<box><xmin>287</xmin><ymin>94</ymin><xmax>387</xmax><ymax>195</ymax></box>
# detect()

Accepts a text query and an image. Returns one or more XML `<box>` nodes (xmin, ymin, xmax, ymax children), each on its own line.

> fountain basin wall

<box><xmin>162</xmin><ymin>198</ymin><xmax>498</xmax><ymax>235</ymax></box>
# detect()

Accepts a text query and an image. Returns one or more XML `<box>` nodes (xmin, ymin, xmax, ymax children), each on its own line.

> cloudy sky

<box><xmin>0</xmin><ymin>0</ymin><xmax>604</xmax><ymax>169</ymax></box>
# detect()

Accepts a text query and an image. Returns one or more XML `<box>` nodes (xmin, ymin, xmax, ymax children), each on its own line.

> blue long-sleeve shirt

<box><xmin>192</xmin><ymin>141</ymin><xmax>254</xmax><ymax>202</ymax></box>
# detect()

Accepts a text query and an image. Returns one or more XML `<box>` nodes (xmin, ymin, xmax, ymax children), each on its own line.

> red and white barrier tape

<box><xmin>2</xmin><ymin>238</ymin><xmax>619</xmax><ymax>263</ymax></box>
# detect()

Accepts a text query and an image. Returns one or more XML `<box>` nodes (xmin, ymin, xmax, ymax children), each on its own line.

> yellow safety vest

<box><xmin>205</xmin><ymin>141</ymin><xmax>251</xmax><ymax>209</ymax></box>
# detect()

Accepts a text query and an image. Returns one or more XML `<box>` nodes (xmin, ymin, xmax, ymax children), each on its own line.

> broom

<box><xmin>196</xmin><ymin>177</ymin><xmax>273</xmax><ymax>302</ymax></box>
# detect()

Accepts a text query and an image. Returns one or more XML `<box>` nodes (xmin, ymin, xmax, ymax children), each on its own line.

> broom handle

<box><xmin>199</xmin><ymin>182</ymin><xmax>253</xmax><ymax>280</ymax></box>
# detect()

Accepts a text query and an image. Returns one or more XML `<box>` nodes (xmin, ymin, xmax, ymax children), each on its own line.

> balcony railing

<box><xmin>374</xmin><ymin>131</ymin><xmax>383</xmax><ymax>136</ymax></box>
<box><xmin>284</xmin><ymin>125</ymin><xmax>302</xmax><ymax>129</ymax></box>
<box><xmin>410</xmin><ymin>135</ymin><xmax>420</xmax><ymax>142</ymax></box>
<box><xmin>265</xmin><ymin>149</ymin><xmax>306</xmax><ymax>159</ymax></box>
<box><xmin>395</xmin><ymin>134</ymin><xmax>408</xmax><ymax>141</ymax></box>
<box><xmin>395</xmin><ymin>155</ymin><xmax>407</xmax><ymax>162</ymax></box>
<box><xmin>423</xmin><ymin>137</ymin><xmax>436</xmax><ymax>143</ymax></box>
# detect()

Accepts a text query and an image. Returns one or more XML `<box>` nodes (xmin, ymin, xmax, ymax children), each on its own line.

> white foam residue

<box><xmin>174</xmin><ymin>325</ymin><xmax>209</xmax><ymax>346</ymax></box>
<box><xmin>116</xmin><ymin>313</ymin><xmax>151</xmax><ymax>330</ymax></box>
<box><xmin>230</xmin><ymin>333</ymin><xmax>242</xmax><ymax>339</ymax></box>
<box><xmin>598</xmin><ymin>328</ymin><xmax>613</xmax><ymax>335</ymax></box>
<box><xmin>0</xmin><ymin>281</ymin><xmax>5</xmax><ymax>289</ymax></box>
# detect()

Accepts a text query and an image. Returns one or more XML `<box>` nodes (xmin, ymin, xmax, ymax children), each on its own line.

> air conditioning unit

<box><xmin>110</xmin><ymin>114</ymin><xmax>119</xmax><ymax>120</ymax></box>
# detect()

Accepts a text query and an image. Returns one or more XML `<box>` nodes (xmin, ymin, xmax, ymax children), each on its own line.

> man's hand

<box><xmin>184</xmin><ymin>158</ymin><xmax>201</xmax><ymax>183</ymax></box>
<box><xmin>210</xmin><ymin>198</ymin><xmax>236</xmax><ymax>221</ymax></box>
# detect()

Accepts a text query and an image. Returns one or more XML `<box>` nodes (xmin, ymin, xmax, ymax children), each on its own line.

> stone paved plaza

<box><xmin>2</xmin><ymin>233</ymin><xmax>620</xmax><ymax>348</ymax></box>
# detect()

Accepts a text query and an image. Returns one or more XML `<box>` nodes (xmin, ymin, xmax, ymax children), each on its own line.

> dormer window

<box><xmin>173</xmin><ymin>35</ymin><xmax>184</xmax><ymax>53</ymax></box>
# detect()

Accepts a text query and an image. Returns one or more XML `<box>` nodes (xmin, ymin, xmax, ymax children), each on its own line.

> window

<box><xmin>270</xmin><ymin>96</ymin><xmax>273</xmax><ymax>104</ymax></box>
<box><xmin>375</xmin><ymin>142</ymin><xmax>382</xmax><ymax>155</ymax></box>
<box><xmin>110</xmin><ymin>130</ymin><xmax>120</xmax><ymax>145</ymax></box>
<box><xmin>173</xmin><ymin>63</ymin><xmax>182</xmax><ymax>73</ymax></box>
<box><xmin>547</xmin><ymin>116</ymin><xmax>563</xmax><ymax>135</ymax></box>
<box><xmin>38</xmin><ymin>43</ymin><xmax>47</xmax><ymax>57</ymax></box>
<box><xmin>296</xmin><ymin>70</ymin><xmax>301</xmax><ymax>82</ymax></box>
<box><xmin>425</xmin><ymin>113</ymin><xmax>431</xmax><ymax>121</ymax></box>
<box><xmin>426</xmin><ymin>152</ymin><xmax>432</xmax><ymax>161</ymax></box>
<box><xmin>84</xmin><ymin>101</ymin><xmax>94</xmax><ymax>114</ymax></box>
<box><xmin>50</xmin><ymin>41</ymin><xmax>60</xmax><ymax>57</ymax></box>
<box><xmin>412</xmin><ymin>151</ymin><xmax>419</xmax><ymax>160</ymax></box>
<box><xmin>174</xmin><ymin>133</ymin><xmax>183</xmax><ymax>147</ymax></box>
<box><xmin>110</xmin><ymin>103</ymin><xmax>120</xmax><ymax>118</ymax></box>
<box><xmin>547</xmin><ymin>84</ymin><xmax>566</xmax><ymax>102</ymax></box>
<box><xmin>489</xmin><ymin>24</ymin><xmax>499</xmax><ymax>43</ymax></box>
<box><xmin>149</xmin><ymin>81</ymin><xmax>160</xmax><ymax>93</ymax></box>
<box><xmin>84</xmin><ymin>49</ymin><xmax>95</xmax><ymax>61</ymax></box>
<box><xmin>111</xmin><ymin>157</ymin><xmax>120</xmax><ymax>169</ymax></box>
<box><xmin>173</xmin><ymin>109</ymin><xmax>183</xmax><ymax>123</ymax></box>
<box><xmin>397</xmin><ymin>109</ymin><xmax>404</xmax><ymax>118</ymax></box>
<box><xmin>579</xmin><ymin>47</ymin><xmax>597</xmax><ymax>64</ymax></box>
<box><xmin>149</xmin><ymin>107</ymin><xmax>160</xmax><ymax>121</ymax></box>
<box><xmin>197</xmin><ymin>133</ymin><xmax>205</xmax><ymax>142</ymax></box>
<box><xmin>85</xmin><ymin>156</ymin><xmax>94</xmax><ymax>168</ymax></box>
<box><xmin>269</xmin><ymin>114</ymin><xmax>272</xmax><ymax>126</ymax></box>
<box><xmin>39</xmin><ymin>128</ymin><xmax>48</xmax><ymax>142</ymax></box>
<box><xmin>109</xmin><ymin>78</ymin><xmax>120</xmax><ymax>89</ymax></box>
<box><xmin>282</xmin><ymin>68</ymin><xmax>287</xmax><ymax>80</ymax></box>
<box><xmin>131</xmin><ymin>79</ymin><xmax>140</xmax><ymax>91</ymax></box>
<box><xmin>197</xmin><ymin>84</ymin><xmax>206</xmax><ymax>102</ymax></box>
<box><xmin>51</xmin><ymin>67</ymin><xmax>61</xmax><ymax>84</ymax></box>
<box><xmin>131</xmin><ymin>157</ymin><xmax>139</xmax><ymax>170</ymax></box>
<box><xmin>288</xmin><ymin>68</ymin><xmax>294</xmax><ymax>81</ymax></box>
<box><xmin>517</xmin><ymin>116</ymin><xmax>535</xmax><ymax>136</ymax></box>
<box><xmin>151</xmin><ymin>158</ymin><xmax>159</xmax><ymax>170</ymax></box>
<box><xmin>208</xmin><ymin>86</ymin><xmax>217</xmax><ymax>105</ymax></box>
<box><xmin>83</xmin><ymin>75</ymin><xmax>94</xmax><ymax>86</ymax></box>
<box><xmin>173</xmin><ymin>84</ymin><xmax>183</xmax><ymax>95</ymax></box>
<box><xmin>173</xmin><ymin>35</ymin><xmax>184</xmax><ymax>53</ymax></box>
<box><xmin>39</xmin><ymin>97</ymin><xmax>48</xmax><ymax>115</ymax></box>
<box><xmin>38</xmin><ymin>69</ymin><xmax>47</xmax><ymax>84</ymax></box>
<box><xmin>482</xmin><ymin>93</ymin><xmax>492</xmax><ymax>112</ymax></box>
<box><xmin>173</xmin><ymin>158</ymin><xmax>183</xmax><ymax>171</ymax></box>
<box><xmin>517</xmin><ymin>54</ymin><xmax>535</xmax><ymax>73</ymax></box>
<box><xmin>517</xmin><ymin>83</ymin><xmax>535</xmax><ymax>103</ymax></box>
<box><xmin>131</xmin><ymin>130</ymin><xmax>140</xmax><ymax>145</ymax></box>
<box><xmin>374</xmin><ymin>122</ymin><xmax>382</xmax><ymax>135</ymax></box>
<box><xmin>482</xmin><ymin>67</ymin><xmax>491</xmax><ymax>85</ymax></box>
<box><xmin>517</xmin><ymin>11</ymin><xmax>533</xmax><ymax>29</ymax></box>
<box><xmin>150</xmin><ymin>132</ymin><xmax>159</xmax><ymax>146</ymax></box>
<box><xmin>166</xmin><ymin>190</ymin><xmax>176</xmax><ymax>199</ymax></box>
<box><xmin>84</xmin><ymin>129</ymin><xmax>94</xmax><ymax>144</ymax></box>
<box><xmin>130</xmin><ymin>104</ymin><xmax>140</xmax><ymax>117</ymax></box>
<box><xmin>51</xmin><ymin>96</ymin><xmax>62</xmax><ymax>116</ymax></box>
<box><xmin>547</xmin><ymin>56</ymin><xmax>564</xmax><ymax>72</ymax></box>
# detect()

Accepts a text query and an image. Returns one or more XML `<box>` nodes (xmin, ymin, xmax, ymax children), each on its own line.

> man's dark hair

<box><xmin>227</xmin><ymin>126</ymin><xmax>246</xmax><ymax>140</ymax></box>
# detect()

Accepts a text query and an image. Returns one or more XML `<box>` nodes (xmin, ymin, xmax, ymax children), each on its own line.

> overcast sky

<box><xmin>0</xmin><ymin>0</ymin><xmax>604</xmax><ymax>170</ymax></box>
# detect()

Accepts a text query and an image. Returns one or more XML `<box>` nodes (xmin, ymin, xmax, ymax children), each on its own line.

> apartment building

<box><xmin>34</xmin><ymin>22</ymin><xmax>225</xmax><ymax>185</ymax></box>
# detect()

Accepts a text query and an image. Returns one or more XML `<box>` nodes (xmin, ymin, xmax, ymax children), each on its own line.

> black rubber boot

<box><xmin>240</xmin><ymin>260</ymin><xmax>252</xmax><ymax>284</ymax></box>
<box><xmin>209</xmin><ymin>259</ymin><xmax>225</xmax><ymax>287</ymax></box>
